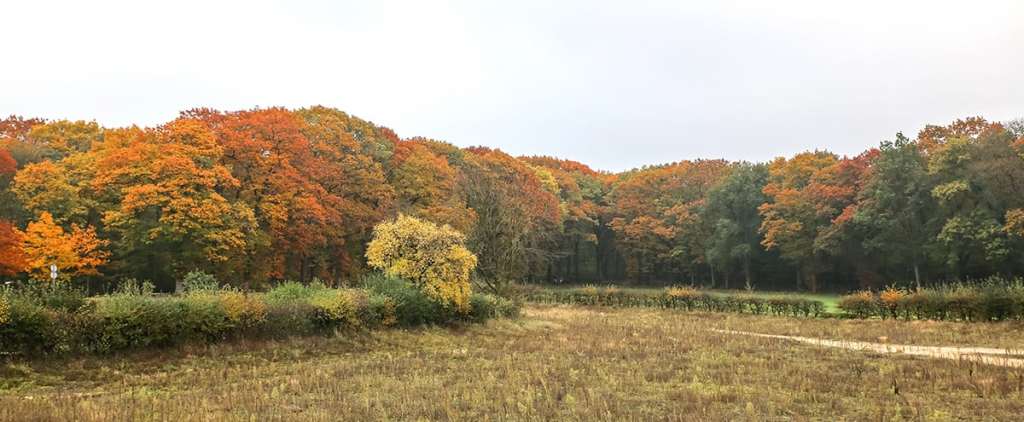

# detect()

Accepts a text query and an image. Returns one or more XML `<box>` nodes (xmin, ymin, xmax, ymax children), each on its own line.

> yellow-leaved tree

<box><xmin>365</xmin><ymin>214</ymin><xmax>476</xmax><ymax>313</ymax></box>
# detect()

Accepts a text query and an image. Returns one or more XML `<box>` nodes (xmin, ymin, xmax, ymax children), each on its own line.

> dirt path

<box><xmin>714</xmin><ymin>329</ymin><xmax>1024</xmax><ymax>369</ymax></box>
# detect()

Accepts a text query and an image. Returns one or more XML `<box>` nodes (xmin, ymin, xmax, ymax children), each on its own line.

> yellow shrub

<box><xmin>581</xmin><ymin>285</ymin><xmax>599</xmax><ymax>295</ymax></box>
<box><xmin>366</xmin><ymin>214</ymin><xmax>476</xmax><ymax>313</ymax></box>
<box><xmin>880</xmin><ymin>285</ymin><xmax>907</xmax><ymax>308</ymax></box>
<box><xmin>0</xmin><ymin>291</ymin><xmax>9</xmax><ymax>325</ymax></box>
<box><xmin>666</xmin><ymin>286</ymin><xmax>697</xmax><ymax>299</ymax></box>
<box><xmin>311</xmin><ymin>291</ymin><xmax>361</xmax><ymax>327</ymax></box>
<box><xmin>220</xmin><ymin>291</ymin><xmax>267</xmax><ymax>327</ymax></box>
<box><xmin>603</xmin><ymin>286</ymin><xmax>621</xmax><ymax>295</ymax></box>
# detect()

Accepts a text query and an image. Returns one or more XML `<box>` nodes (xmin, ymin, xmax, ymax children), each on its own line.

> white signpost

<box><xmin>50</xmin><ymin>264</ymin><xmax>58</xmax><ymax>281</ymax></box>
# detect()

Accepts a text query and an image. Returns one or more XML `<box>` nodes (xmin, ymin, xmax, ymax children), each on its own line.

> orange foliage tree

<box><xmin>19</xmin><ymin>212</ymin><xmax>109</xmax><ymax>281</ymax></box>
<box><xmin>93</xmin><ymin>118</ymin><xmax>253</xmax><ymax>286</ymax></box>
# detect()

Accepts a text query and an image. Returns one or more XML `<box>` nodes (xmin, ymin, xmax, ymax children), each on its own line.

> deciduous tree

<box><xmin>20</xmin><ymin>212</ymin><xmax>109</xmax><ymax>281</ymax></box>
<box><xmin>366</xmin><ymin>214</ymin><xmax>476</xmax><ymax>312</ymax></box>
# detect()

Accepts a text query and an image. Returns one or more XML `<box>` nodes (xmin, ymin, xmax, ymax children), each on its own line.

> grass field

<box><xmin>3</xmin><ymin>305</ymin><xmax>1023</xmax><ymax>421</ymax></box>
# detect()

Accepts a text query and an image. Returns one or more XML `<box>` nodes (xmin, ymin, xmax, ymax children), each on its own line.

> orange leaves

<box><xmin>389</xmin><ymin>140</ymin><xmax>469</xmax><ymax>230</ymax></box>
<box><xmin>759</xmin><ymin>151</ymin><xmax>841</xmax><ymax>267</ymax></box>
<box><xmin>0</xmin><ymin>220</ymin><xmax>27</xmax><ymax>276</ymax></box>
<box><xmin>19</xmin><ymin>212</ymin><xmax>109</xmax><ymax>280</ymax></box>
<box><xmin>606</xmin><ymin>160</ymin><xmax>728</xmax><ymax>280</ymax></box>
<box><xmin>1005</xmin><ymin>209</ymin><xmax>1024</xmax><ymax>238</ymax></box>
<box><xmin>0</xmin><ymin>150</ymin><xmax>16</xmax><ymax>177</ymax></box>
<box><xmin>95</xmin><ymin>117</ymin><xmax>252</xmax><ymax>278</ymax></box>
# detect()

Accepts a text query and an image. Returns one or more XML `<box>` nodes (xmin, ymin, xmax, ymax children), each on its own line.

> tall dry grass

<box><xmin>2</xmin><ymin>305</ymin><xmax>1023</xmax><ymax>421</ymax></box>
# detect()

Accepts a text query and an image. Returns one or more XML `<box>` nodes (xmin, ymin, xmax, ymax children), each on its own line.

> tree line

<box><xmin>0</xmin><ymin>108</ymin><xmax>1021</xmax><ymax>293</ymax></box>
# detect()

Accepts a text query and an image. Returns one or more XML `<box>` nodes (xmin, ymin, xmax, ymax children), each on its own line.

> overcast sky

<box><xmin>2</xmin><ymin>0</ymin><xmax>1022</xmax><ymax>172</ymax></box>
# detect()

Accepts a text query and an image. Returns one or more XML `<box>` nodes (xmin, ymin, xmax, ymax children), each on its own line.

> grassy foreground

<box><xmin>3</xmin><ymin>305</ymin><xmax>1024</xmax><ymax>421</ymax></box>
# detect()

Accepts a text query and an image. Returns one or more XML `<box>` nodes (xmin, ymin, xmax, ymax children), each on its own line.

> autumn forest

<box><xmin>0</xmin><ymin>108</ymin><xmax>1022</xmax><ymax>293</ymax></box>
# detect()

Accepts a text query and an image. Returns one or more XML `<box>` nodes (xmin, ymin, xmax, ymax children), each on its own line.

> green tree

<box><xmin>853</xmin><ymin>133</ymin><xmax>935</xmax><ymax>288</ymax></box>
<box><xmin>704</xmin><ymin>162</ymin><xmax>769</xmax><ymax>288</ymax></box>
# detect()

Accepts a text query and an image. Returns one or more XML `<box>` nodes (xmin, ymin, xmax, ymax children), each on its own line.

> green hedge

<box><xmin>837</xmin><ymin>279</ymin><xmax>1024</xmax><ymax>322</ymax></box>
<box><xmin>519</xmin><ymin>286</ymin><xmax>826</xmax><ymax>318</ymax></box>
<box><xmin>0</xmin><ymin>275</ymin><xmax>518</xmax><ymax>357</ymax></box>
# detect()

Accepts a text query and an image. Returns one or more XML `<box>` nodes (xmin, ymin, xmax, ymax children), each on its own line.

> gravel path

<box><xmin>714</xmin><ymin>329</ymin><xmax>1024</xmax><ymax>368</ymax></box>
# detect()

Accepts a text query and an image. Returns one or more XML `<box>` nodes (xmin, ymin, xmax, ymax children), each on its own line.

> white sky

<box><xmin>2</xmin><ymin>0</ymin><xmax>1022</xmax><ymax>172</ymax></box>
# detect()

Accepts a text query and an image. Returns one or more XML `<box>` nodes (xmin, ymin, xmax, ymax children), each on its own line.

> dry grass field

<box><xmin>2</xmin><ymin>305</ymin><xmax>1024</xmax><ymax>421</ymax></box>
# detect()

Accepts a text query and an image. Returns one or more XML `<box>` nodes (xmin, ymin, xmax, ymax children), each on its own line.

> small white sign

<box><xmin>50</xmin><ymin>264</ymin><xmax>58</xmax><ymax>272</ymax></box>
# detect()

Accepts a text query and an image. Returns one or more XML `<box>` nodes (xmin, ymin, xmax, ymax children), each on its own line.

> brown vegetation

<box><xmin>3</xmin><ymin>305</ymin><xmax>1024</xmax><ymax>421</ymax></box>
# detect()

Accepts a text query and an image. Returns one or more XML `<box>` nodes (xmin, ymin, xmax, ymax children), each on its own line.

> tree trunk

<box><xmin>174</xmin><ymin>278</ymin><xmax>183</xmax><ymax>295</ymax></box>
<box><xmin>573</xmin><ymin>237</ymin><xmax>581</xmax><ymax>282</ymax></box>
<box><xmin>744</xmin><ymin>256</ymin><xmax>751</xmax><ymax>287</ymax></box>
<box><xmin>709</xmin><ymin>264</ymin><xmax>717</xmax><ymax>289</ymax></box>
<box><xmin>913</xmin><ymin>263</ymin><xmax>921</xmax><ymax>290</ymax></box>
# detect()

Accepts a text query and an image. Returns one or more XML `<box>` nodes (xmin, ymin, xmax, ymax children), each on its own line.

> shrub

<box><xmin>266</xmin><ymin>280</ymin><xmax>326</xmax><ymax>304</ymax></box>
<box><xmin>16</xmin><ymin>280</ymin><xmax>89</xmax><ymax>313</ymax></box>
<box><xmin>96</xmin><ymin>293</ymin><xmax>188</xmax><ymax>350</ymax></box>
<box><xmin>0</xmin><ymin>293</ymin><xmax>50</xmax><ymax>354</ymax></box>
<box><xmin>116</xmin><ymin>278</ymin><xmax>155</xmax><ymax>296</ymax></box>
<box><xmin>0</xmin><ymin>273</ymin><xmax>517</xmax><ymax>357</ymax></box>
<box><xmin>945</xmin><ymin>286</ymin><xmax>982</xmax><ymax>321</ymax></box>
<box><xmin>259</xmin><ymin>301</ymin><xmax>318</xmax><ymax>337</ymax></box>
<box><xmin>310</xmin><ymin>290</ymin><xmax>363</xmax><ymax>329</ymax></box>
<box><xmin>0</xmin><ymin>289</ymin><xmax>8</xmax><ymax>325</ymax></box>
<box><xmin>665</xmin><ymin>286</ymin><xmax>698</xmax><ymax>310</ymax></box>
<box><xmin>366</xmin><ymin>214</ymin><xmax>476</xmax><ymax>313</ymax></box>
<box><xmin>367</xmin><ymin>295</ymin><xmax>399</xmax><ymax>327</ymax></box>
<box><xmin>879</xmin><ymin>286</ymin><xmax>907</xmax><ymax>319</ymax></box>
<box><xmin>742</xmin><ymin>297</ymin><xmax>767</xmax><ymax>314</ymax></box>
<box><xmin>837</xmin><ymin>291</ymin><xmax>877</xmax><ymax>319</ymax></box>
<box><xmin>219</xmin><ymin>291</ymin><xmax>267</xmax><ymax>329</ymax></box>
<box><xmin>179</xmin><ymin>292</ymin><xmax>229</xmax><ymax>342</ymax></box>
<box><xmin>182</xmin><ymin>270</ymin><xmax>219</xmax><ymax>294</ymax></box>
<box><xmin>363</xmin><ymin>274</ymin><xmax>446</xmax><ymax>327</ymax></box>
<box><xmin>466</xmin><ymin>293</ymin><xmax>521</xmax><ymax>323</ymax></box>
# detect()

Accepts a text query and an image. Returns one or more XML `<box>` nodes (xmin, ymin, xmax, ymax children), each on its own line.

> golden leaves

<box><xmin>366</xmin><ymin>214</ymin><xmax>477</xmax><ymax>313</ymax></box>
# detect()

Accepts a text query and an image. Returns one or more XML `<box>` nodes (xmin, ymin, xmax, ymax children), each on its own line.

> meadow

<box><xmin>3</xmin><ymin>304</ymin><xmax>1023</xmax><ymax>421</ymax></box>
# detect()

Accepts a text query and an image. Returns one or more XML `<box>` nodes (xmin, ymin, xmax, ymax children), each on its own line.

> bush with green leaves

<box><xmin>0</xmin><ymin>273</ymin><xmax>517</xmax><ymax>357</ymax></box>
<box><xmin>837</xmin><ymin>291</ymin><xmax>878</xmax><ymax>319</ymax></box>
<box><xmin>182</xmin><ymin>270</ymin><xmax>220</xmax><ymax>294</ymax></box>
<box><xmin>518</xmin><ymin>286</ymin><xmax>824</xmax><ymax>318</ymax></box>
<box><xmin>836</xmin><ymin>277</ymin><xmax>1024</xmax><ymax>321</ymax></box>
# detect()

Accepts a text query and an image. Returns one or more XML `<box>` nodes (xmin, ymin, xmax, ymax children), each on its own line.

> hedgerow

<box><xmin>0</xmin><ymin>274</ymin><xmax>518</xmax><ymax>357</ymax></box>
<box><xmin>520</xmin><ymin>286</ymin><xmax>826</xmax><ymax>318</ymax></box>
<box><xmin>837</xmin><ymin>278</ymin><xmax>1024</xmax><ymax>321</ymax></box>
